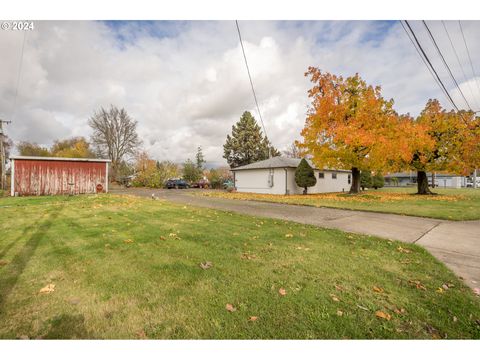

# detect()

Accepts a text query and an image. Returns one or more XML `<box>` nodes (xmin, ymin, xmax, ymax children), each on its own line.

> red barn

<box><xmin>10</xmin><ymin>156</ymin><xmax>111</xmax><ymax>196</ymax></box>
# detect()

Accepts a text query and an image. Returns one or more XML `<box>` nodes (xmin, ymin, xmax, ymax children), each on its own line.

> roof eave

<box><xmin>10</xmin><ymin>156</ymin><xmax>112</xmax><ymax>163</ymax></box>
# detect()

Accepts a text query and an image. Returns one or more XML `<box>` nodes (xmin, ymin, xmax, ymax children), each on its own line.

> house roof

<box><xmin>231</xmin><ymin>156</ymin><xmax>350</xmax><ymax>172</ymax></box>
<box><xmin>10</xmin><ymin>156</ymin><xmax>111</xmax><ymax>163</ymax></box>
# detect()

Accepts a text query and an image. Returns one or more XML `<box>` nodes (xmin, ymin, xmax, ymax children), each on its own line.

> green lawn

<box><xmin>201</xmin><ymin>187</ymin><xmax>480</xmax><ymax>221</ymax></box>
<box><xmin>0</xmin><ymin>194</ymin><xmax>479</xmax><ymax>339</ymax></box>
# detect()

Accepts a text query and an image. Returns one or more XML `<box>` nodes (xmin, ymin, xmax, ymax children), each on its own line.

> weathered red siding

<box><xmin>13</xmin><ymin>159</ymin><xmax>107</xmax><ymax>196</ymax></box>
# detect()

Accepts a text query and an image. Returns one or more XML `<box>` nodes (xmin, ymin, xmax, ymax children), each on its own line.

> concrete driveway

<box><xmin>111</xmin><ymin>187</ymin><xmax>480</xmax><ymax>290</ymax></box>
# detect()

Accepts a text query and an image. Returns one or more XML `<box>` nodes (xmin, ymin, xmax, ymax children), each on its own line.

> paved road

<box><xmin>111</xmin><ymin>188</ymin><xmax>480</xmax><ymax>290</ymax></box>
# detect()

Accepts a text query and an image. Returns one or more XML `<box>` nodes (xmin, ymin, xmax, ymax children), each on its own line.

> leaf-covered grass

<box><xmin>201</xmin><ymin>187</ymin><xmax>480</xmax><ymax>221</ymax></box>
<box><xmin>0</xmin><ymin>194</ymin><xmax>479</xmax><ymax>339</ymax></box>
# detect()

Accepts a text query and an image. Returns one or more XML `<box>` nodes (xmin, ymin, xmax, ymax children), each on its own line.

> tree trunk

<box><xmin>350</xmin><ymin>167</ymin><xmax>361</xmax><ymax>194</ymax></box>
<box><xmin>417</xmin><ymin>171</ymin><xmax>434</xmax><ymax>195</ymax></box>
<box><xmin>303</xmin><ymin>187</ymin><xmax>307</xmax><ymax>195</ymax></box>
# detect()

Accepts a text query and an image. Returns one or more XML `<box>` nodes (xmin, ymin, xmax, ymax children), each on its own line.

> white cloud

<box><xmin>0</xmin><ymin>20</ymin><xmax>479</xmax><ymax>166</ymax></box>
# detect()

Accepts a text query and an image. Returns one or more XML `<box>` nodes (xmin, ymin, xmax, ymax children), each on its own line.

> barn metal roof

<box><xmin>10</xmin><ymin>156</ymin><xmax>111</xmax><ymax>162</ymax></box>
<box><xmin>231</xmin><ymin>156</ymin><xmax>350</xmax><ymax>172</ymax></box>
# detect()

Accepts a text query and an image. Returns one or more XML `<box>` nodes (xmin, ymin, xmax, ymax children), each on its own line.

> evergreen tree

<box><xmin>196</xmin><ymin>146</ymin><xmax>206</xmax><ymax>170</ymax></box>
<box><xmin>360</xmin><ymin>171</ymin><xmax>372</xmax><ymax>190</ymax></box>
<box><xmin>223</xmin><ymin>111</ymin><xmax>280</xmax><ymax>168</ymax></box>
<box><xmin>295</xmin><ymin>158</ymin><xmax>317</xmax><ymax>195</ymax></box>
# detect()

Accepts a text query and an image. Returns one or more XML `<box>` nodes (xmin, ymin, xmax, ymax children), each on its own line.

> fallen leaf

<box><xmin>393</xmin><ymin>307</ymin><xmax>405</xmax><ymax>314</ymax></box>
<box><xmin>225</xmin><ymin>303</ymin><xmax>236</xmax><ymax>312</ymax></box>
<box><xmin>375</xmin><ymin>310</ymin><xmax>391</xmax><ymax>321</ymax></box>
<box><xmin>453</xmin><ymin>316</ymin><xmax>458</xmax><ymax>322</ymax></box>
<box><xmin>330</xmin><ymin>293</ymin><xmax>340</xmax><ymax>302</ymax></box>
<box><xmin>159</xmin><ymin>236</ymin><xmax>166</xmax><ymax>240</ymax></box>
<box><xmin>436</xmin><ymin>287</ymin><xmax>444</xmax><ymax>293</ymax></box>
<box><xmin>248</xmin><ymin>316</ymin><xmax>258</xmax><ymax>322</ymax></box>
<box><xmin>279</xmin><ymin>288</ymin><xmax>287</xmax><ymax>296</ymax></box>
<box><xmin>123</xmin><ymin>239</ymin><xmax>134</xmax><ymax>244</ymax></box>
<box><xmin>199</xmin><ymin>261</ymin><xmax>213</xmax><ymax>270</ymax></box>
<box><xmin>285</xmin><ymin>233</ymin><xmax>293</xmax><ymax>238</ymax></box>
<box><xmin>336</xmin><ymin>310</ymin><xmax>343</xmax><ymax>316</ymax></box>
<box><xmin>373</xmin><ymin>286</ymin><xmax>384</xmax><ymax>293</ymax></box>
<box><xmin>473</xmin><ymin>288</ymin><xmax>480</xmax><ymax>296</ymax></box>
<box><xmin>0</xmin><ymin>260</ymin><xmax>9</xmax><ymax>266</ymax></box>
<box><xmin>241</xmin><ymin>252</ymin><xmax>257</xmax><ymax>260</ymax></box>
<box><xmin>39</xmin><ymin>284</ymin><xmax>55</xmax><ymax>294</ymax></box>
<box><xmin>335</xmin><ymin>285</ymin><xmax>344</xmax><ymax>292</ymax></box>
<box><xmin>442</xmin><ymin>284</ymin><xmax>449</xmax><ymax>291</ymax></box>
<box><xmin>425</xmin><ymin>324</ymin><xmax>441</xmax><ymax>338</ymax></box>
<box><xmin>397</xmin><ymin>246</ymin><xmax>412</xmax><ymax>254</ymax></box>
<box><xmin>357</xmin><ymin>304</ymin><xmax>369</xmax><ymax>311</ymax></box>
<box><xmin>409</xmin><ymin>280</ymin><xmax>427</xmax><ymax>291</ymax></box>
<box><xmin>136</xmin><ymin>330</ymin><xmax>147</xmax><ymax>339</ymax></box>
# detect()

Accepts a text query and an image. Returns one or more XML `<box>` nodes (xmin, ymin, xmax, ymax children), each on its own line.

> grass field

<box><xmin>201</xmin><ymin>187</ymin><xmax>480</xmax><ymax>221</ymax></box>
<box><xmin>0</xmin><ymin>194</ymin><xmax>479</xmax><ymax>339</ymax></box>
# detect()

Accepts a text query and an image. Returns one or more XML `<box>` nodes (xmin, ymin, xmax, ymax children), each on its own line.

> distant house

<box><xmin>10</xmin><ymin>156</ymin><xmax>111</xmax><ymax>196</ymax></box>
<box><xmin>384</xmin><ymin>171</ymin><xmax>467</xmax><ymax>188</ymax></box>
<box><xmin>231</xmin><ymin>156</ymin><xmax>351</xmax><ymax>195</ymax></box>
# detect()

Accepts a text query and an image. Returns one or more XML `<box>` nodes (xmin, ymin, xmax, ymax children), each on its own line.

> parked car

<box><xmin>191</xmin><ymin>179</ymin><xmax>210</xmax><ymax>189</ymax></box>
<box><xmin>466</xmin><ymin>179</ymin><xmax>480</xmax><ymax>188</ymax></box>
<box><xmin>165</xmin><ymin>179</ymin><xmax>189</xmax><ymax>189</ymax></box>
<box><xmin>222</xmin><ymin>180</ymin><xmax>234</xmax><ymax>189</ymax></box>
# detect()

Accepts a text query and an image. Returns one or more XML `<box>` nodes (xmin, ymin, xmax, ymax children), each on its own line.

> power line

<box><xmin>442</xmin><ymin>21</ymin><xmax>480</xmax><ymax>110</ymax></box>
<box><xmin>458</xmin><ymin>21</ymin><xmax>480</xmax><ymax>107</ymax></box>
<box><xmin>403</xmin><ymin>21</ymin><xmax>461</xmax><ymax>113</ymax></box>
<box><xmin>422</xmin><ymin>20</ymin><xmax>473</xmax><ymax>111</ymax></box>
<box><xmin>400</xmin><ymin>21</ymin><xmax>453</xmax><ymax>108</ymax></box>
<box><xmin>235</xmin><ymin>20</ymin><xmax>270</xmax><ymax>152</ymax></box>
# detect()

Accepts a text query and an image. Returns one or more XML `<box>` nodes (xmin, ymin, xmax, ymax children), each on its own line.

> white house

<box><xmin>231</xmin><ymin>157</ymin><xmax>351</xmax><ymax>195</ymax></box>
<box><xmin>384</xmin><ymin>172</ymin><xmax>467</xmax><ymax>188</ymax></box>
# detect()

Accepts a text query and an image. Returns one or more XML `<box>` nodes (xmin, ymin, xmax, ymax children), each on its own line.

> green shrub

<box><xmin>372</xmin><ymin>173</ymin><xmax>385</xmax><ymax>189</ymax></box>
<box><xmin>360</xmin><ymin>171</ymin><xmax>372</xmax><ymax>190</ymax></box>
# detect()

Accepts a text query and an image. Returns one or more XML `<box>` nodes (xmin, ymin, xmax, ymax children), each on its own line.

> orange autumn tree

<box><xmin>132</xmin><ymin>151</ymin><xmax>158</xmax><ymax>187</ymax></box>
<box><xmin>298</xmin><ymin>67</ymin><xmax>402</xmax><ymax>194</ymax></box>
<box><xmin>464</xmin><ymin>116</ymin><xmax>480</xmax><ymax>176</ymax></box>
<box><xmin>406</xmin><ymin>99</ymin><xmax>476</xmax><ymax>194</ymax></box>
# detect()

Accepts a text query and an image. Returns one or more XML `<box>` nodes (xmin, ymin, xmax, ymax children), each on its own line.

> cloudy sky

<box><xmin>1</xmin><ymin>20</ymin><xmax>479</xmax><ymax>166</ymax></box>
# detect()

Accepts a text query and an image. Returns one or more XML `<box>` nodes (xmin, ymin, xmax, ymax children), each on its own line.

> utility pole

<box><xmin>474</xmin><ymin>169</ymin><xmax>478</xmax><ymax>189</ymax></box>
<box><xmin>0</xmin><ymin>119</ymin><xmax>12</xmax><ymax>191</ymax></box>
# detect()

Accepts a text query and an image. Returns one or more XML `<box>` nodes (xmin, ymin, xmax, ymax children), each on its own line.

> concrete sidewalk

<box><xmin>111</xmin><ymin>188</ymin><xmax>480</xmax><ymax>290</ymax></box>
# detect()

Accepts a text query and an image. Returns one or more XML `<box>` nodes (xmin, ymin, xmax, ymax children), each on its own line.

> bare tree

<box><xmin>283</xmin><ymin>142</ymin><xmax>301</xmax><ymax>158</ymax></box>
<box><xmin>89</xmin><ymin>106</ymin><xmax>141</xmax><ymax>178</ymax></box>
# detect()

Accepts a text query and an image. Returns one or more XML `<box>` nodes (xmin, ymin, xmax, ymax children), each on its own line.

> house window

<box><xmin>332</xmin><ymin>173</ymin><xmax>337</xmax><ymax>179</ymax></box>
<box><xmin>318</xmin><ymin>172</ymin><xmax>325</xmax><ymax>179</ymax></box>
<box><xmin>348</xmin><ymin>174</ymin><xmax>351</xmax><ymax>184</ymax></box>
